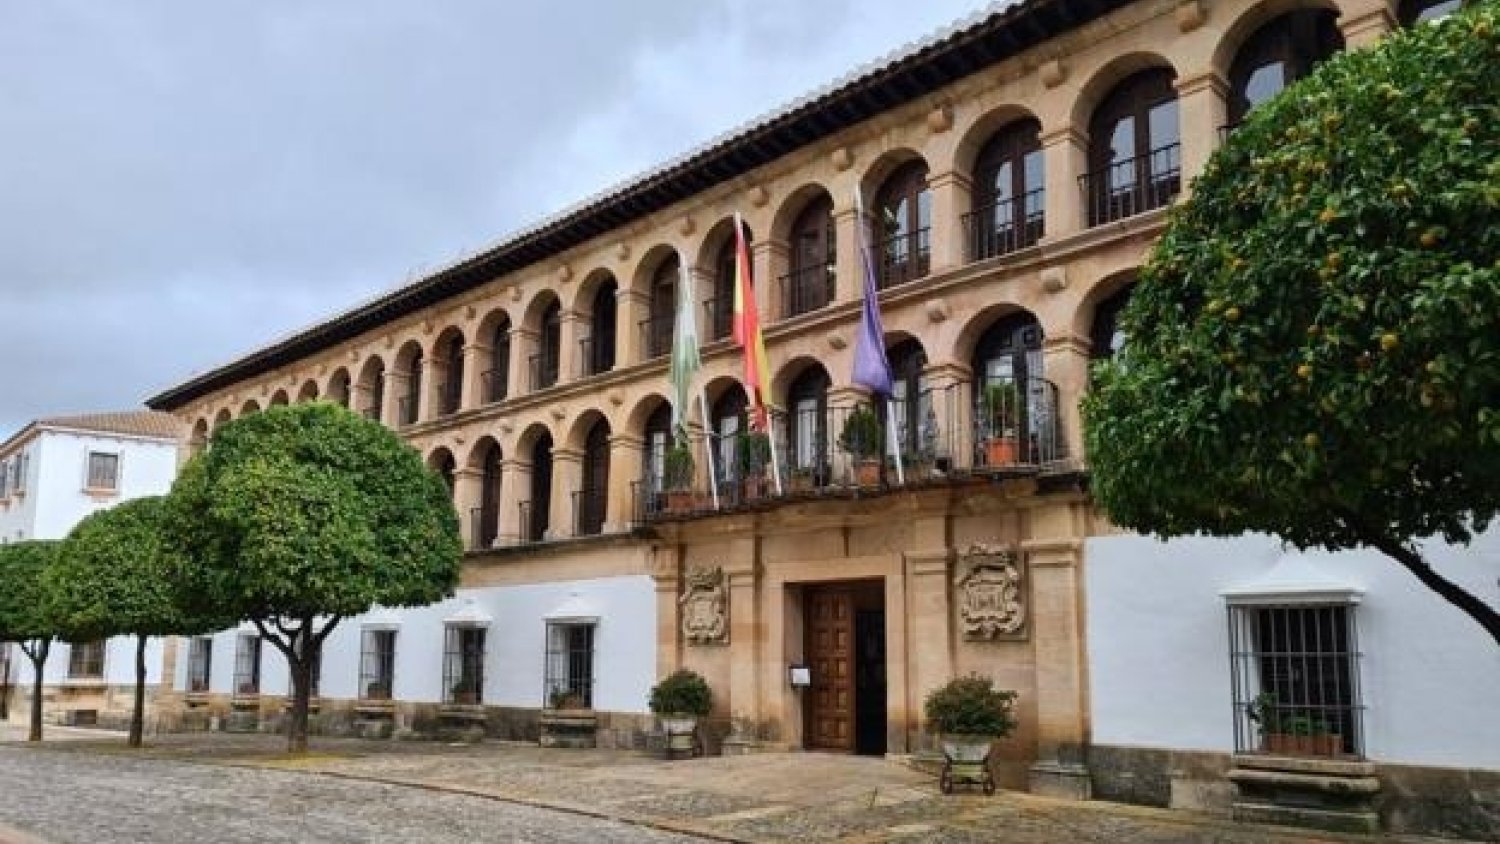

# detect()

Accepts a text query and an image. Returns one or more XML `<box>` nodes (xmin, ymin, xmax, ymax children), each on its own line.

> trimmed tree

<box><xmin>51</xmin><ymin>496</ymin><xmax>224</xmax><ymax>748</ymax></box>
<box><xmin>168</xmin><ymin>402</ymin><xmax>462</xmax><ymax>752</ymax></box>
<box><xmin>1083</xmin><ymin>5</ymin><xmax>1500</xmax><ymax>644</ymax></box>
<box><xmin>0</xmin><ymin>541</ymin><xmax>61</xmax><ymax>741</ymax></box>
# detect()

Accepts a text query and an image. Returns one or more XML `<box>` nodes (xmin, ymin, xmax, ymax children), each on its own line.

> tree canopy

<box><xmin>1083</xmin><ymin>5</ymin><xmax>1500</xmax><ymax>643</ymax></box>
<box><xmin>0</xmin><ymin>540</ymin><xmax>61</xmax><ymax>741</ymax></box>
<box><xmin>168</xmin><ymin>402</ymin><xmax>463</xmax><ymax>750</ymax></box>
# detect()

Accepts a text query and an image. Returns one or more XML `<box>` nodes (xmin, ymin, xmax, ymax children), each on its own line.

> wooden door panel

<box><xmin>806</xmin><ymin>588</ymin><xmax>854</xmax><ymax>751</ymax></box>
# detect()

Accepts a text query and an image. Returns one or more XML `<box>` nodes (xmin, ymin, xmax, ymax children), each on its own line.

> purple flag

<box><xmin>851</xmin><ymin>190</ymin><xmax>893</xmax><ymax>396</ymax></box>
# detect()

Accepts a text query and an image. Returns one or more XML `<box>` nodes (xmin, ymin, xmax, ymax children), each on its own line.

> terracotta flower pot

<box><xmin>984</xmin><ymin>437</ymin><xmax>1018</xmax><ymax>467</ymax></box>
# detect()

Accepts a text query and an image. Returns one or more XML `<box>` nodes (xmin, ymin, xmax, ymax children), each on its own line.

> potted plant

<box><xmin>736</xmin><ymin>432</ymin><xmax>772</xmax><ymax>500</ymax></box>
<box><xmin>838</xmin><ymin>404</ymin><xmax>884</xmax><ymax>486</ymax></box>
<box><xmin>924</xmin><ymin>674</ymin><xmax>1019</xmax><ymax>794</ymax></box>
<box><xmin>1247</xmin><ymin>693</ymin><xmax>1342</xmax><ymax>756</ymax></box>
<box><xmin>979</xmin><ymin>384</ymin><xmax>1021</xmax><ymax>467</ymax></box>
<box><xmin>649</xmin><ymin>669</ymin><xmax>713</xmax><ymax>759</ymax></box>
<box><xmin>450</xmin><ymin>675</ymin><xmax>480</xmax><ymax>706</ymax></box>
<box><xmin>663</xmin><ymin>443</ymin><xmax>696</xmax><ymax>512</ymax></box>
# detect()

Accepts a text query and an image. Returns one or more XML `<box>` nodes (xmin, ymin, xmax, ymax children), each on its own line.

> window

<box><xmin>1086</xmin><ymin>69</ymin><xmax>1181</xmax><ymax>225</ymax></box>
<box><xmin>787</xmin><ymin>367</ymin><xmax>831</xmax><ymax>476</ymax></box>
<box><xmin>710</xmin><ymin>239</ymin><xmax>737</xmax><ymax>340</ymax></box>
<box><xmin>233</xmin><ymin>634</ymin><xmax>261</xmax><ymax>695</ymax></box>
<box><xmin>544</xmin><ymin>622</ymin><xmax>595</xmax><ymax>709</ymax></box>
<box><xmin>86</xmin><ymin>452</ymin><xmax>120</xmax><ymax>491</ymax></box>
<box><xmin>885</xmin><ymin>340</ymin><xmax>932</xmax><ymax>461</ymax></box>
<box><xmin>68</xmin><ymin>640</ymin><xmax>105</xmax><ymax>680</ymax></box>
<box><xmin>359</xmin><ymin>629</ymin><xmax>397</xmax><ymax>700</ymax></box>
<box><xmin>401</xmin><ymin>350</ymin><xmax>423</xmax><ymax>425</ymax></box>
<box><xmin>475</xmin><ymin>441</ymin><xmax>503</xmax><ymax>550</ymax></box>
<box><xmin>487</xmin><ymin>320</ymin><xmax>511</xmax><ymax>402</ymax></box>
<box><xmin>645</xmin><ymin>258</ymin><xmax>678</xmax><ymax>358</ymax></box>
<box><xmin>437</xmin><ymin>333</ymin><xmax>465</xmax><ymax>416</ymax></box>
<box><xmin>533</xmin><ymin>301</ymin><xmax>561</xmax><ymax>390</ymax></box>
<box><xmin>1227</xmin><ymin>11</ymin><xmax>1342</xmax><ymax>126</ymax></box>
<box><xmin>874</xmin><ymin>161</ymin><xmax>932</xmax><ymax>289</ymax></box>
<box><xmin>443</xmin><ymin>625</ymin><xmax>486</xmax><ymax>705</ymax></box>
<box><xmin>11</xmin><ymin>453</ymin><xmax>28</xmax><ymax>494</ymax></box>
<box><xmin>1090</xmin><ymin>284</ymin><xmax>1136</xmax><ymax>361</ymax></box>
<box><xmin>527</xmin><ymin>433</ymin><xmax>553</xmax><ymax>543</ymax></box>
<box><xmin>973</xmin><ymin>315</ymin><xmax>1058</xmax><ymax>467</ymax></box>
<box><xmin>1399</xmin><ymin>0</ymin><xmax>1460</xmax><ymax>26</ymax></box>
<box><xmin>587</xmin><ymin>279</ymin><xmax>618</xmax><ymax>375</ymax></box>
<box><xmin>967</xmin><ymin>120</ymin><xmax>1045</xmax><ymax>260</ymax></box>
<box><xmin>711</xmin><ymin>387</ymin><xmax>750</xmax><ymax>488</ymax></box>
<box><xmin>1229</xmin><ymin>603</ymin><xmax>1364</xmax><ymax>757</ymax></box>
<box><xmin>577</xmin><ymin>421</ymin><xmax>610</xmax><ymax>536</ymax></box>
<box><xmin>187</xmin><ymin>637</ymin><xmax>213</xmax><ymax>693</ymax></box>
<box><xmin>782</xmin><ymin>195</ymin><xmax>836</xmax><ymax>319</ymax></box>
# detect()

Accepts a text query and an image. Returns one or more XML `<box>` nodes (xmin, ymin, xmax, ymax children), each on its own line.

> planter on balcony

<box><xmin>983</xmin><ymin>436</ymin><xmax>1018</xmax><ymax>467</ymax></box>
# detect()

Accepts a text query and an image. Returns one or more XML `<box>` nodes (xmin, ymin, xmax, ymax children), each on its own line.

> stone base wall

<box><xmin>1089</xmin><ymin>743</ymin><xmax>1500</xmax><ymax>841</ymax></box>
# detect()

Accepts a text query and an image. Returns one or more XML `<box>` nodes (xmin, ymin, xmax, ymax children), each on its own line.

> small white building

<box><xmin>0</xmin><ymin>411</ymin><xmax>181</xmax><ymax>726</ymax></box>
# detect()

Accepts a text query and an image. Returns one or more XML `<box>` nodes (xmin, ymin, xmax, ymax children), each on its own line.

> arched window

<box><xmin>711</xmin><ymin>238</ymin><xmax>737</xmax><ymax>340</ymax></box>
<box><xmin>475</xmin><ymin>440</ymin><xmax>502</xmax><ymax>549</ymax></box>
<box><xmin>533</xmin><ymin>301</ymin><xmax>561</xmax><ymax>391</ymax></box>
<box><xmin>586</xmin><ymin>279</ymin><xmax>617</xmax><ymax>376</ymax></box>
<box><xmin>270</xmin><ymin>391</ymin><xmax>289</xmax><ymax>408</ymax></box>
<box><xmin>972</xmin><ymin>314</ymin><xmax>1053</xmax><ymax>467</ymax></box>
<box><xmin>487</xmin><ymin>318</ymin><xmax>510</xmax><ymax>403</ymax></box>
<box><xmin>359</xmin><ymin>359</ymin><xmax>386</xmax><ymax>421</ymax></box>
<box><xmin>437</xmin><ymin>332</ymin><xmax>464</xmax><ymax>416</ymax></box>
<box><xmin>578</xmin><ymin>421</ymin><xmax>611</xmax><ymax>536</ymax></box>
<box><xmin>431</xmin><ymin>451</ymin><xmax>456</xmax><ymax>496</ymax></box>
<box><xmin>784</xmin><ymin>195</ymin><xmax>836</xmax><ymax>317</ymax></box>
<box><xmin>1398</xmin><ymin>0</ymin><xmax>1459</xmax><ymax>26</ymax></box>
<box><xmin>646</xmin><ymin>257</ymin><xmax>678</xmax><ymax>359</ymax></box>
<box><xmin>968</xmin><ymin>120</ymin><xmax>1045</xmax><ymax>260</ymax></box>
<box><xmin>786</xmin><ymin>367</ymin><xmax>831</xmax><ymax>482</ymax></box>
<box><xmin>642</xmin><ymin>402</ymin><xmax>673</xmax><ymax>500</ymax></box>
<box><xmin>297</xmin><ymin>381</ymin><xmax>319</xmax><ymax>403</ymax></box>
<box><xmin>711</xmin><ymin>386</ymin><xmax>750</xmax><ymax>488</ymax></box>
<box><xmin>1086</xmin><ymin>69</ymin><xmax>1180</xmax><ymax>225</ymax></box>
<box><xmin>1091</xmin><ymin>285</ymin><xmax>1136</xmax><ymax>361</ymax></box>
<box><xmin>328</xmin><ymin>370</ymin><xmax>351</xmax><ymax>408</ymax></box>
<box><xmin>884</xmin><ymin>340</ymin><xmax>931</xmax><ymax>460</ymax></box>
<box><xmin>401</xmin><ymin>351</ymin><xmax>423</xmax><ymax>425</ymax></box>
<box><xmin>1228</xmin><ymin>11</ymin><xmax>1343</xmax><ymax>126</ymax></box>
<box><xmin>874</xmin><ymin>161</ymin><xmax>932</xmax><ymax>289</ymax></box>
<box><xmin>528</xmin><ymin>433</ymin><xmax>553</xmax><ymax>543</ymax></box>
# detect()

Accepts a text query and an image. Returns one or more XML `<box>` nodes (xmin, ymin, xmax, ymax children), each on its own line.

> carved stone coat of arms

<box><xmin>955</xmin><ymin>543</ymin><xmax>1026</xmax><ymax>640</ymax></box>
<box><xmin>680</xmin><ymin>565</ymin><xmax>728</xmax><ymax>644</ymax></box>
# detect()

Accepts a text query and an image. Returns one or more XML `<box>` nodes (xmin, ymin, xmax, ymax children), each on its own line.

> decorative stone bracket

<box><xmin>955</xmin><ymin>543</ymin><xmax>1027</xmax><ymax>640</ymax></box>
<box><xmin>680</xmin><ymin>565</ymin><xmax>728</xmax><ymax>644</ymax></box>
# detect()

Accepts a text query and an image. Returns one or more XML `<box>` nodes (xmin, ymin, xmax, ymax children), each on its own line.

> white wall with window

<box><xmin>1085</xmin><ymin>532</ymin><xmax>1500</xmax><ymax>769</ymax></box>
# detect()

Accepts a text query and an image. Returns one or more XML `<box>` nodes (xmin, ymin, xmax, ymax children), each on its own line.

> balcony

<box><xmin>779</xmin><ymin>262</ymin><xmax>835</xmax><ymax>319</ymax></box>
<box><xmin>875</xmin><ymin>227</ymin><xmax>931</xmax><ymax>290</ymax></box>
<box><xmin>639</xmin><ymin>313</ymin><xmax>674</xmax><ymax>360</ymax></box>
<box><xmin>630</xmin><ymin>377</ymin><xmax>1072</xmax><ymax>525</ymax></box>
<box><xmin>528</xmin><ymin>351</ymin><xmax>559</xmax><ymax>392</ymax></box>
<box><xmin>962</xmin><ymin>189</ymin><xmax>1044</xmax><ymax>262</ymax></box>
<box><xmin>1081</xmin><ymin>143</ymin><xmax>1181</xmax><ymax>227</ymax></box>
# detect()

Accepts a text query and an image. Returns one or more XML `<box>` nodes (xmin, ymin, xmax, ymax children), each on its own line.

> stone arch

<box><xmin>521</xmin><ymin>289</ymin><xmax>562</xmax><ymax>333</ymax></box>
<box><xmin>628</xmin><ymin>242</ymin><xmax>685</xmax><ymax>299</ymax></box>
<box><xmin>426</xmin><ymin>447</ymin><xmax>457</xmax><ymax>496</ymax></box>
<box><xmin>296</xmin><ymin>379</ymin><xmax>319</xmax><ymax>403</ymax></box>
<box><xmin>563</xmin><ymin>408</ymin><xmax>612</xmax><ymax>454</ymax></box>
<box><xmin>1073</xmin><ymin>268</ymin><xmax>1141</xmax><ymax>360</ymax></box>
<box><xmin>269</xmin><ymin>389</ymin><xmax>290</xmax><ymax>407</ymax></box>
<box><xmin>189</xmin><ymin>418</ymin><xmax>210</xmax><ymax>455</ymax></box>
<box><xmin>476</xmin><ymin>306</ymin><xmax>515</xmax><ymax>343</ymax></box>
<box><xmin>1210</xmin><ymin>0</ymin><xmax>1344</xmax><ymax>77</ymax></box>
<box><xmin>772</xmin><ymin>356</ymin><xmax>831</xmax><ymax>409</ymax></box>
<box><xmin>857</xmin><ymin>147</ymin><xmax>930</xmax><ymax>207</ymax></box>
<box><xmin>565</xmin><ymin>267</ymin><xmax>618</xmax><ymax>316</ymax></box>
<box><xmin>213</xmin><ymin>408</ymin><xmax>232</xmax><ymax>430</ymax></box>
<box><xmin>325</xmin><ymin>367</ymin><xmax>352</xmax><ymax>407</ymax></box>
<box><xmin>1068</xmin><ymin>51</ymin><xmax>1180</xmax><ymax>133</ymax></box>
<box><xmin>625</xmin><ymin>391</ymin><xmax>675</xmax><ymax>436</ymax></box>
<box><xmin>240</xmin><ymin>399</ymin><xmax>261</xmax><ymax>416</ymax></box>
<box><xmin>431</xmin><ymin>326</ymin><xmax>467</xmax><ymax>414</ymax></box>
<box><xmin>953</xmin><ymin>104</ymin><xmax>1044</xmax><ymax>180</ymax></box>
<box><xmin>514</xmin><ymin>420</ymin><xmax>556</xmax><ymax>460</ymax></box>
<box><xmin>355</xmin><ymin>355</ymin><xmax>387</xmax><ymax>419</ymax></box>
<box><xmin>770</xmin><ymin>181</ymin><xmax>838</xmax><ymax>246</ymax></box>
<box><xmin>954</xmin><ymin>304</ymin><xmax>1046</xmax><ymax>369</ymax></box>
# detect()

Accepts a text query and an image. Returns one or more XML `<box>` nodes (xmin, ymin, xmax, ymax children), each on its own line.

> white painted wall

<box><xmin>1086</xmin><ymin>531</ymin><xmax>1500</xmax><ymax>770</ymax></box>
<box><xmin>176</xmin><ymin>575</ymin><xmax>658</xmax><ymax>714</ymax></box>
<box><xmin>31</xmin><ymin>430</ymin><xmax>179</xmax><ymax>541</ymax></box>
<box><xmin>0</xmin><ymin>441</ymin><xmax>41</xmax><ymax>544</ymax></box>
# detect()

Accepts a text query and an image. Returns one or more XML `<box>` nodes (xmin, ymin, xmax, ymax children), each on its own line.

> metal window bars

<box><xmin>442</xmin><ymin>626</ymin><xmax>486</xmax><ymax>705</ymax></box>
<box><xmin>543</xmin><ymin>622</ymin><xmax>595</xmax><ymax>710</ymax></box>
<box><xmin>1081</xmin><ymin>142</ymin><xmax>1182</xmax><ymax>226</ymax></box>
<box><xmin>232</xmin><ymin>634</ymin><xmax>261</xmax><ymax>696</ymax></box>
<box><xmin>961</xmin><ymin>189</ymin><xmax>1045</xmax><ymax>262</ymax></box>
<box><xmin>639</xmin><ymin>313</ymin><xmax>675</xmax><ymax>360</ymax></box>
<box><xmin>358</xmin><ymin>629</ymin><xmax>396</xmax><ymax>701</ymax></box>
<box><xmin>779</xmin><ymin>262</ymin><xmax>837</xmax><ymax>318</ymax></box>
<box><xmin>875</xmin><ymin>226</ymin><xmax>931</xmax><ymax>290</ymax></box>
<box><xmin>187</xmin><ymin>637</ymin><xmax>213</xmax><ymax>693</ymax></box>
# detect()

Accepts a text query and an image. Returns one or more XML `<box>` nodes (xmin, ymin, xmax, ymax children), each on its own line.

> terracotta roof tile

<box><xmin>36</xmin><ymin>410</ymin><xmax>183</xmax><ymax>441</ymax></box>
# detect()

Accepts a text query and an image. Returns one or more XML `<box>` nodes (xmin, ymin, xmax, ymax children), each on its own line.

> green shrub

<box><xmin>924</xmin><ymin>674</ymin><xmax>1018</xmax><ymax>737</ymax></box>
<box><xmin>648</xmin><ymin>669</ymin><xmax>713</xmax><ymax>717</ymax></box>
<box><xmin>837</xmin><ymin>405</ymin><xmax>883</xmax><ymax>460</ymax></box>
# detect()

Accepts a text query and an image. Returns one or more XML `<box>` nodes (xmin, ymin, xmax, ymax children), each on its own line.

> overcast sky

<box><xmin>0</xmin><ymin>0</ymin><xmax>989</xmax><ymax>435</ymax></box>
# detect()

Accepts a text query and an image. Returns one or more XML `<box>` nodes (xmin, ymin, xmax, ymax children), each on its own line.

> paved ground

<box><xmin>4</xmin><ymin>729</ymin><xmax>1485</xmax><ymax>843</ymax></box>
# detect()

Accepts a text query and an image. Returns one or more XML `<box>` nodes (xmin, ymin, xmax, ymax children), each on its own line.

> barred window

<box><xmin>1229</xmin><ymin>602</ymin><xmax>1364</xmax><ymax>757</ymax></box>
<box><xmin>68</xmin><ymin>640</ymin><xmax>105</xmax><ymax>679</ymax></box>
<box><xmin>359</xmin><ymin>629</ymin><xmax>397</xmax><ymax>700</ymax></box>
<box><xmin>86</xmin><ymin>452</ymin><xmax>119</xmax><ymax>491</ymax></box>
<box><xmin>443</xmin><ymin>626</ymin><xmax>485</xmax><ymax>705</ymax></box>
<box><xmin>233</xmin><ymin>634</ymin><xmax>261</xmax><ymax>695</ymax></box>
<box><xmin>187</xmin><ymin>637</ymin><xmax>213</xmax><ymax>692</ymax></box>
<box><xmin>544</xmin><ymin>622</ymin><xmax>595</xmax><ymax>709</ymax></box>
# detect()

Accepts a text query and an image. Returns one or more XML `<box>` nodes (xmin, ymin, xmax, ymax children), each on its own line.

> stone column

<box><xmin>1174</xmin><ymin>71</ymin><xmax>1228</xmax><ymax>194</ymax></box>
<box><xmin>417</xmin><ymin>356</ymin><xmax>438</xmax><ymax>423</ymax></box>
<box><xmin>452</xmin><ymin>468</ymin><xmax>483</xmax><ymax>551</ymax></box>
<box><xmin>1039</xmin><ymin>126</ymin><xmax>1088</xmax><ymax>242</ymax></box>
<box><xmin>752</xmin><ymin>239</ymin><xmax>787</xmax><ymax>324</ymax></box>
<box><xmin>559</xmin><ymin>309</ymin><xmax>585</xmax><ymax>382</ymax></box>
<box><xmin>1041</xmin><ymin>335</ymin><xmax>1092</xmax><ymax>467</ymax></box>
<box><xmin>616</xmin><ymin>288</ymin><xmax>649</xmax><ymax>366</ymax></box>
<box><xmin>832</xmin><ymin>205</ymin><xmax>862</xmax><ymax>304</ymax></box>
<box><xmin>384</xmin><ymin>371</ymin><xmax>409</xmax><ymax>427</ymax></box>
<box><xmin>651</xmin><ymin>547</ymin><xmax>682</xmax><ymax>680</ymax></box>
<box><xmin>497</xmin><ymin>457</ymin><xmax>529</xmax><ymax>545</ymax></box>
<box><xmin>606</xmin><ymin>433</ymin><xmax>644</xmax><ymax>532</ymax></box>
<box><xmin>510</xmin><ymin>327</ymin><xmax>538</xmax><ymax>396</ymax></box>
<box><xmin>724</xmin><ymin>544</ymin><xmax>761</xmax><ymax>746</ymax></box>
<box><xmin>460</xmin><ymin>342</ymin><xmax>489</xmax><ymax>411</ymax></box>
<box><xmin>927</xmin><ymin>170</ymin><xmax>973</xmax><ymax>273</ymax></box>
<box><xmin>548</xmin><ymin>446</ymin><xmax>583</xmax><ymax>540</ymax></box>
<box><xmin>921</xmin><ymin>362</ymin><xmax>973</xmax><ymax>472</ymax></box>
<box><xmin>1337</xmin><ymin>1</ymin><xmax>1395</xmax><ymax>48</ymax></box>
<box><xmin>1024</xmin><ymin>538</ymin><xmax>1091</xmax><ymax>799</ymax></box>
<box><xmin>904</xmin><ymin>548</ymin><xmax>953</xmax><ymax>750</ymax></box>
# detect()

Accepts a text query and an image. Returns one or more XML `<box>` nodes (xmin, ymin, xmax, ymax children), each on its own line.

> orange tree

<box><xmin>1083</xmin><ymin>4</ymin><xmax>1500</xmax><ymax>645</ymax></box>
<box><xmin>168</xmin><ymin>403</ymin><xmax>462</xmax><ymax>752</ymax></box>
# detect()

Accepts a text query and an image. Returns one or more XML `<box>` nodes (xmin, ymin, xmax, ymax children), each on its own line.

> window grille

<box><xmin>1228</xmin><ymin>602</ymin><xmax>1364</xmax><ymax>757</ymax></box>
<box><xmin>359</xmin><ymin>629</ymin><xmax>397</xmax><ymax>700</ymax></box>
<box><xmin>68</xmin><ymin>640</ymin><xmax>105</xmax><ymax>679</ymax></box>
<box><xmin>86</xmin><ymin>452</ymin><xmax>120</xmax><ymax>490</ymax></box>
<box><xmin>187</xmin><ymin>637</ymin><xmax>212</xmax><ymax>692</ymax></box>
<box><xmin>543</xmin><ymin>622</ymin><xmax>595</xmax><ymax>709</ymax></box>
<box><xmin>443</xmin><ymin>626</ymin><xmax>486</xmax><ymax>705</ymax></box>
<box><xmin>233</xmin><ymin>634</ymin><xmax>261</xmax><ymax>695</ymax></box>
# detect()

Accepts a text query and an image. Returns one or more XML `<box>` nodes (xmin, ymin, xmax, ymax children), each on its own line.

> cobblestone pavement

<box><xmin>4</xmin><ymin>733</ymin><xmax>1478</xmax><ymax>844</ymax></box>
<box><xmin>0</xmin><ymin>745</ymin><xmax>706</xmax><ymax>844</ymax></box>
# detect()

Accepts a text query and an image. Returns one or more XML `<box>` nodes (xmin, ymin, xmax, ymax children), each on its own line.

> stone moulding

<box><xmin>955</xmin><ymin>542</ymin><xmax>1027</xmax><ymax>640</ymax></box>
<box><xmin>680</xmin><ymin>565</ymin><xmax>728</xmax><ymax>644</ymax></box>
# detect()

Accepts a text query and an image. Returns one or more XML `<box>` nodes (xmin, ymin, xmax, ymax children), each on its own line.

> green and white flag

<box><xmin>669</xmin><ymin>261</ymin><xmax>701</xmax><ymax>443</ymax></box>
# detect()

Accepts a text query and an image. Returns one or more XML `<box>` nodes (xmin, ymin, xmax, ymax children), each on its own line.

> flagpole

<box><xmin>764</xmin><ymin>407</ymin><xmax>784</xmax><ymax>496</ymax></box>
<box><xmin>885</xmin><ymin>398</ymin><xmax>905</xmax><ymax>486</ymax></box>
<box><xmin>698</xmin><ymin>389</ymin><xmax>721</xmax><ymax>511</ymax></box>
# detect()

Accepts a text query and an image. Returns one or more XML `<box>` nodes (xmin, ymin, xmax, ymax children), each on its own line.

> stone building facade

<box><xmin>148</xmin><ymin>0</ymin><xmax>1495</xmax><ymax>835</ymax></box>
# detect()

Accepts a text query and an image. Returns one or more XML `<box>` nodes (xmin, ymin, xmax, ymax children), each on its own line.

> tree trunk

<box><xmin>25</xmin><ymin>640</ymin><xmax>49</xmax><ymax>743</ymax></box>
<box><xmin>286</xmin><ymin>633</ymin><xmax>311</xmax><ymax>755</ymax></box>
<box><xmin>1377</xmin><ymin>540</ymin><xmax>1500</xmax><ymax>647</ymax></box>
<box><xmin>129</xmin><ymin>634</ymin><xmax>148</xmax><ymax>749</ymax></box>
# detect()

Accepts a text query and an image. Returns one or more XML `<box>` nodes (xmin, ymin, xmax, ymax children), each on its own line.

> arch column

<box><xmin>1041</xmin><ymin>334</ymin><xmax>1092</xmax><ymax>466</ymax></box>
<box><xmin>549</xmin><ymin>446</ymin><xmax>583</xmax><ymax>540</ymax></box>
<box><xmin>1038</xmin><ymin>126</ymin><xmax>1087</xmax><ymax>241</ymax></box>
<box><xmin>927</xmin><ymin>170</ymin><xmax>973</xmax><ymax>273</ymax></box>
<box><xmin>497</xmin><ymin>457</ymin><xmax>530</xmax><ymax>545</ymax></box>
<box><xmin>1337</xmin><ymin>0</ymin><xmax>1395</xmax><ymax>47</ymax></box>
<box><xmin>452</xmin><ymin>468</ymin><xmax>483</xmax><ymax>551</ymax></box>
<box><xmin>617</xmin><ymin>288</ymin><xmax>649</xmax><ymax>365</ymax></box>
<box><xmin>352</xmin><ymin>379</ymin><xmax>378</xmax><ymax>423</ymax></box>
<box><xmin>832</xmin><ymin>205</ymin><xmax>862</xmax><ymax>304</ymax></box>
<box><xmin>754</xmin><ymin>239</ymin><xmax>789</xmax><ymax>322</ymax></box>
<box><xmin>559</xmin><ymin>309</ymin><xmax>585</xmax><ymax>384</ymax></box>
<box><xmin>606</xmin><ymin>432</ymin><xmax>644</xmax><ymax>532</ymax></box>
<box><xmin>417</xmin><ymin>357</ymin><xmax>438</xmax><ymax>423</ymax></box>
<box><xmin>1174</xmin><ymin>71</ymin><xmax>1229</xmax><ymax>193</ymax></box>
<box><xmin>511</xmin><ymin>327</ymin><xmax>538</xmax><ymax>395</ymax></box>
<box><xmin>460</xmin><ymin>343</ymin><xmax>490</xmax><ymax>412</ymax></box>
<box><xmin>385</xmin><ymin>371</ymin><xmax>410</xmax><ymax>427</ymax></box>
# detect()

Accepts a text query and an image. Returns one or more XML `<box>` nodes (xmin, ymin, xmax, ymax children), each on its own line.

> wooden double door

<box><xmin>804</xmin><ymin>581</ymin><xmax>887</xmax><ymax>754</ymax></box>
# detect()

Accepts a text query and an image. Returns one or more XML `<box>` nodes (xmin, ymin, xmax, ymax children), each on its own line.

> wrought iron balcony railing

<box><xmin>1081</xmin><ymin>142</ymin><xmax>1182</xmax><ymax>226</ymax></box>
<box><xmin>962</xmin><ymin>189</ymin><xmax>1044</xmax><ymax>262</ymax></box>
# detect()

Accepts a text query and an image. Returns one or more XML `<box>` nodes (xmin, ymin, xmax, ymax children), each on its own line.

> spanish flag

<box><xmin>732</xmin><ymin>212</ymin><xmax>771</xmax><ymax>429</ymax></box>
